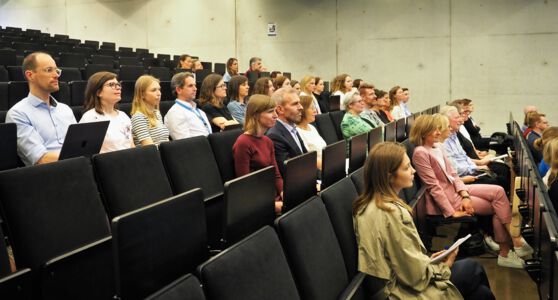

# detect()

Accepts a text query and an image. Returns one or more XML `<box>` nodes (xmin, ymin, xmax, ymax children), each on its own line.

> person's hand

<box><xmin>275</xmin><ymin>201</ymin><xmax>283</xmax><ymax>214</ymax></box>
<box><xmin>462</xmin><ymin>198</ymin><xmax>475</xmax><ymax>215</ymax></box>
<box><xmin>461</xmin><ymin>175</ymin><xmax>476</xmax><ymax>183</ymax></box>
<box><xmin>430</xmin><ymin>250</ymin><xmax>445</xmax><ymax>259</ymax></box>
<box><xmin>476</xmin><ymin>150</ymin><xmax>488</xmax><ymax>158</ymax></box>
<box><xmin>452</xmin><ymin>210</ymin><xmax>472</xmax><ymax>218</ymax></box>
<box><xmin>443</xmin><ymin>248</ymin><xmax>459</xmax><ymax>267</ymax></box>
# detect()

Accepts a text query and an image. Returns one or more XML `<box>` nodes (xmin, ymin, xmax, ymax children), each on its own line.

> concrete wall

<box><xmin>1</xmin><ymin>0</ymin><xmax>557</xmax><ymax>132</ymax></box>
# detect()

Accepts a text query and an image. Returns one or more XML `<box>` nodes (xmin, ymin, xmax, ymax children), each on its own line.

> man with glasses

<box><xmin>6</xmin><ymin>52</ymin><xmax>76</xmax><ymax>165</ymax></box>
<box><xmin>164</xmin><ymin>72</ymin><xmax>211</xmax><ymax>139</ymax></box>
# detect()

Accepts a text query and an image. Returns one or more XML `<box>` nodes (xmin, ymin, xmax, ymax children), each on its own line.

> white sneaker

<box><xmin>484</xmin><ymin>236</ymin><xmax>500</xmax><ymax>251</ymax></box>
<box><xmin>498</xmin><ymin>251</ymin><xmax>526</xmax><ymax>269</ymax></box>
<box><xmin>514</xmin><ymin>238</ymin><xmax>534</xmax><ymax>257</ymax></box>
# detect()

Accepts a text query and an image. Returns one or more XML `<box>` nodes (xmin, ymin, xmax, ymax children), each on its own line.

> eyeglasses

<box><xmin>216</xmin><ymin>84</ymin><xmax>227</xmax><ymax>89</ymax></box>
<box><xmin>104</xmin><ymin>82</ymin><xmax>122</xmax><ymax>89</ymax></box>
<box><xmin>40</xmin><ymin>67</ymin><xmax>62</xmax><ymax>76</ymax></box>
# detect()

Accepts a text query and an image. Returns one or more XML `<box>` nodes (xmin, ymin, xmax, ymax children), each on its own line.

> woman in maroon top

<box><xmin>233</xmin><ymin>94</ymin><xmax>283</xmax><ymax>213</ymax></box>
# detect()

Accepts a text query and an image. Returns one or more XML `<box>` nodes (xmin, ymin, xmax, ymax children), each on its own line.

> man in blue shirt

<box><xmin>6</xmin><ymin>52</ymin><xmax>76</xmax><ymax>166</ymax></box>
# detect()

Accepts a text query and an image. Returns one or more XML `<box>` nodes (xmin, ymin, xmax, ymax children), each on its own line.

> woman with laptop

<box><xmin>80</xmin><ymin>71</ymin><xmax>134</xmax><ymax>153</ymax></box>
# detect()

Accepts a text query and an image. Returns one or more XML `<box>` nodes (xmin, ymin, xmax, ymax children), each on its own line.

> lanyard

<box><xmin>175</xmin><ymin>100</ymin><xmax>210</xmax><ymax>133</ymax></box>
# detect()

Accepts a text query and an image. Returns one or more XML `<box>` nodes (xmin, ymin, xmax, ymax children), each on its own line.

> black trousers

<box><xmin>450</xmin><ymin>258</ymin><xmax>495</xmax><ymax>300</ymax></box>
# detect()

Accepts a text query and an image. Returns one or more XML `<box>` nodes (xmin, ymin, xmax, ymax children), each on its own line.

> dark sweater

<box><xmin>233</xmin><ymin>134</ymin><xmax>284</xmax><ymax>196</ymax></box>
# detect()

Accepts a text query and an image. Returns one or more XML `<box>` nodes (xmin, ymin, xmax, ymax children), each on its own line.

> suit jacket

<box><xmin>266</xmin><ymin>121</ymin><xmax>307</xmax><ymax>177</ymax></box>
<box><xmin>412</xmin><ymin>145</ymin><xmax>468</xmax><ymax>218</ymax></box>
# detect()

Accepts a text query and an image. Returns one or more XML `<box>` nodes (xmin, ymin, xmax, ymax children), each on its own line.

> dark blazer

<box><xmin>464</xmin><ymin>118</ymin><xmax>490</xmax><ymax>150</ymax></box>
<box><xmin>266</xmin><ymin>121</ymin><xmax>307</xmax><ymax>177</ymax></box>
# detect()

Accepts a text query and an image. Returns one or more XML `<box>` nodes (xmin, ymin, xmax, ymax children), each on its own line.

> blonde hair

<box><xmin>353</xmin><ymin>142</ymin><xmax>412</xmax><ymax>215</ymax></box>
<box><xmin>331</xmin><ymin>74</ymin><xmax>350</xmax><ymax>93</ymax></box>
<box><xmin>544</xmin><ymin>138</ymin><xmax>558</xmax><ymax>186</ymax></box>
<box><xmin>534</xmin><ymin>127</ymin><xmax>558</xmax><ymax>152</ymax></box>
<box><xmin>409</xmin><ymin>114</ymin><xmax>438</xmax><ymax>146</ymax></box>
<box><xmin>244</xmin><ymin>94</ymin><xmax>276</xmax><ymax>135</ymax></box>
<box><xmin>300</xmin><ymin>75</ymin><xmax>315</xmax><ymax>94</ymax></box>
<box><xmin>131</xmin><ymin>75</ymin><xmax>160</xmax><ymax>128</ymax></box>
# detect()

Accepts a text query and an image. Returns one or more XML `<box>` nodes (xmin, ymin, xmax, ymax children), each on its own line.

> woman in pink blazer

<box><xmin>409</xmin><ymin>114</ymin><xmax>532</xmax><ymax>269</ymax></box>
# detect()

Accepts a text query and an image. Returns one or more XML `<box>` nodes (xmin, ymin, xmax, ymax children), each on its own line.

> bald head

<box><xmin>524</xmin><ymin>105</ymin><xmax>538</xmax><ymax>115</ymax></box>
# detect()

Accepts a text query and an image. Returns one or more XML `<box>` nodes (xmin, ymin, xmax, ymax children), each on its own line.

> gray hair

<box><xmin>249</xmin><ymin>57</ymin><xmax>261</xmax><ymax>66</ymax></box>
<box><xmin>170</xmin><ymin>72</ymin><xmax>194</xmax><ymax>97</ymax></box>
<box><xmin>439</xmin><ymin>105</ymin><xmax>458</xmax><ymax>117</ymax></box>
<box><xmin>343</xmin><ymin>88</ymin><xmax>360</xmax><ymax>110</ymax></box>
<box><xmin>271</xmin><ymin>86</ymin><xmax>297</xmax><ymax>106</ymax></box>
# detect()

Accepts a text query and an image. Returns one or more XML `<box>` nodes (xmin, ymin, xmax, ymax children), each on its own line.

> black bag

<box><xmin>459</xmin><ymin>231</ymin><xmax>485</xmax><ymax>257</ymax></box>
<box><xmin>489</xmin><ymin>132</ymin><xmax>513</xmax><ymax>155</ymax></box>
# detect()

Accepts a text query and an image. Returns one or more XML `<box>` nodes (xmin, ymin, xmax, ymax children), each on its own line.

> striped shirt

<box><xmin>131</xmin><ymin>111</ymin><xmax>169</xmax><ymax>146</ymax></box>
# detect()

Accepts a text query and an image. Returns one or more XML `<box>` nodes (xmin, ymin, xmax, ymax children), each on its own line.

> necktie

<box><xmin>291</xmin><ymin>127</ymin><xmax>304</xmax><ymax>153</ymax></box>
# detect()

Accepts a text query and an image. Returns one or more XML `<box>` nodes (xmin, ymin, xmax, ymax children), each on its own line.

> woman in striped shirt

<box><xmin>131</xmin><ymin>75</ymin><xmax>170</xmax><ymax>146</ymax></box>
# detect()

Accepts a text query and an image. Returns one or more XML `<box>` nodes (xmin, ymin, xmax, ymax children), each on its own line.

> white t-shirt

<box><xmin>296</xmin><ymin>124</ymin><xmax>327</xmax><ymax>161</ymax></box>
<box><xmin>80</xmin><ymin>109</ymin><xmax>133</xmax><ymax>153</ymax></box>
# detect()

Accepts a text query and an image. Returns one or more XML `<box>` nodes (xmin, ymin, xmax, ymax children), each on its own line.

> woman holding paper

<box><xmin>410</xmin><ymin>115</ymin><xmax>533</xmax><ymax>269</ymax></box>
<box><xmin>354</xmin><ymin>142</ymin><xmax>494</xmax><ymax>299</ymax></box>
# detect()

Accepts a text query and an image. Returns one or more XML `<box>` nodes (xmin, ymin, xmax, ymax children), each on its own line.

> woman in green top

<box><xmin>353</xmin><ymin>142</ymin><xmax>494</xmax><ymax>300</ymax></box>
<box><xmin>340</xmin><ymin>90</ymin><xmax>372</xmax><ymax>155</ymax></box>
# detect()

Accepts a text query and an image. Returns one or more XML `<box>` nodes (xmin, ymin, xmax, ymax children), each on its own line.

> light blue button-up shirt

<box><xmin>6</xmin><ymin>93</ymin><xmax>76</xmax><ymax>165</ymax></box>
<box><xmin>443</xmin><ymin>133</ymin><xmax>477</xmax><ymax>176</ymax></box>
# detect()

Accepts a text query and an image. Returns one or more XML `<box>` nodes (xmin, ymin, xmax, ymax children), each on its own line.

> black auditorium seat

<box><xmin>0</xmin><ymin>49</ymin><xmax>17</xmax><ymax>66</ymax></box>
<box><xmin>59</xmin><ymin>52</ymin><xmax>87</xmax><ymax>68</ymax></box>
<box><xmin>207</xmin><ymin>129</ymin><xmax>243</xmax><ymax>183</ymax></box>
<box><xmin>197</xmin><ymin>226</ymin><xmax>301</xmax><ymax>300</ymax></box>
<box><xmin>149</xmin><ymin>66</ymin><xmax>171</xmax><ymax>81</ymax></box>
<box><xmin>92</xmin><ymin>145</ymin><xmax>173</xmax><ymax>218</ymax></box>
<box><xmin>7</xmin><ymin>66</ymin><xmax>25</xmax><ymax>81</ymax></box>
<box><xmin>59</xmin><ymin>67</ymin><xmax>83</xmax><ymax>82</ymax></box>
<box><xmin>112</xmin><ymin>189</ymin><xmax>208</xmax><ymax>299</ymax></box>
<box><xmin>84</xmin><ymin>64</ymin><xmax>115</xmax><ymax>80</ymax></box>
<box><xmin>0</xmin><ymin>157</ymin><xmax>114</xmax><ymax>299</ymax></box>
<box><xmin>90</xmin><ymin>55</ymin><xmax>114</xmax><ymax>66</ymax></box>
<box><xmin>145</xmin><ymin>273</ymin><xmax>206</xmax><ymax>300</ymax></box>
<box><xmin>348</xmin><ymin>131</ymin><xmax>368</xmax><ymax>174</ymax></box>
<box><xmin>320</xmin><ymin>139</ymin><xmax>346</xmax><ymax>189</ymax></box>
<box><xmin>349</xmin><ymin>167</ymin><xmax>365</xmax><ymax>195</ymax></box>
<box><xmin>329</xmin><ymin>110</ymin><xmax>345</xmax><ymax>141</ymax></box>
<box><xmin>8</xmin><ymin>81</ymin><xmax>29</xmax><ymax>108</ymax></box>
<box><xmin>282</xmin><ymin>151</ymin><xmax>318</xmax><ymax>213</ymax></box>
<box><xmin>222</xmin><ymin>166</ymin><xmax>276</xmax><ymax>246</ymax></box>
<box><xmin>315</xmin><ymin>113</ymin><xmax>340</xmax><ymax>145</ymax></box>
<box><xmin>119</xmin><ymin>65</ymin><xmax>145</xmax><ymax>81</ymax></box>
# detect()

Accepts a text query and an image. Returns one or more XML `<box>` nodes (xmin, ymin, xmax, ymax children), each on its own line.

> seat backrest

<box><xmin>0</xmin><ymin>268</ymin><xmax>33</xmax><ymax>299</ymax></box>
<box><xmin>145</xmin><ymin>274</ymin><xmax>206</xmax><ymax>300</ymax></box>
<box><xmin>7</xmin><ymin>66</ymin><xmax>25</xmax><ymax>81</ymax></box>
<box><xmin>0</xmin><ymin>82</ymin><xmax>8</xmax><ymax>110</ymax></box>
<box><xmin>118</xmin><ymin>56</ymin><xmax>140</xmax><ymax>66</ymax></box>
<box><xmin>159</xmin><ymin>136</ymin><xmax>223</xmax><ymax>199</ymax></box>
<box><xmin>314</xmin><ymin>113</ymin><xmax>339</xmax><ymax>145</ymax></box>
<box><xmin>223</xmin><ymin>166</ymin><xmax>276</xmax><ymax>245</ymax></box>
<box><xmin>84</xmin><ymin>64</ymin><xmax>115</xmax><ymax>80</ymax></box>
<box><xmin>405</xmin><ymin>114</ymin><xmax>415</xmax><ymax>136</ymax></box>
<box><xmin>0</xmin><ymin>49</ymin><xmax>17</xmax><ymax>66</ymax></box>
<box><xmin>90</xmin><ymin>55</ymin><xmax>113</xmax><ymax>66</ymax></box>
<box><xmin>59</xmin><ymin>52</ymin><xmax>86</xmax><ymax>68</ymax></box>
<box><xmin>384</xmin><ymin>121</ymin><xmax>396</xmax><ymax>142</ymax></box>
<box><xmin>396</xmin><ymin>117</ymin><xmax>406</xmax><ymax>142</ymax></box>
<box><xmin>274</xmin><ymin>196</ymin><xmax>349</xmax><ymax>300</ymax></box>
<box><xmin>214</xmin><ymin>63</ymin><xmax>226</xmax><ymax>75</ymax></box>
<box><xmin>119</xmin><ymin>65</ymin><xmax>145</xmax><ymax>81</ymax></box>
<box><xmin>0</xmin><ymin>226</ymin><xmax>11</xmax><ymax>277</ymax></box>
<box><xmin>197</xmin><ymin>226</ymin><xmax>300</xmax><ymax>300</ymax></box>
<box><xmin>321</xmin><ymin>139</ymin><xmax>346</xmax><ymax>189</ymax></box>
<box><xmin>120</xmin><ymin>80</ymin><xmax>135</xmax><ymax>103</ymax></box>
<box><xmin>349</xmin><ymin>132</ymin><xmax>368</xmax><ymax>174</ymax></box>
<box><xmin>112</xmin><ymin>189</ymin><xmax>208</xmax><ymax>299</ymax></box>
<box><xmin>149</xmin><ymin>66</ymin><xmax>171</xmax><ymax>81</ymax></box>
<box><xmin>93</xmin><ymin>145</ymin><xmax>173</xmax><ymax>218</ymax></box>
<box><xmin>0</xmin><ymin>65</ymin><xmax>8</xmax><ymax>82</ymax></box>
<box><xmin>51</xmin><ymin>81</ymin><xmax>71</xmax><ymax>105</ymax></box>
<box><xmin>328</xmin><ymin>95</ymin><xmax>340</xmax><ymax>111</ymax></box>
<box><xmin>0</xmin><ymin>123</ymin><xmax>19</xmax><ymax>171</ymax></box>
<box><xmin>368</xmin><ymin>126</ymin><xmax>383</xmax><ymax>151</ymax></box>
<box><xmin>8</xmin><ymin>81</ymin><xmax>29</xmax><ymax>108</ymax></box>
<box><xmin>69</xmin><ymin>80</ymin><xmax>87</xmax><ymax>106</ymax></box>
<box><xmin>349</xmin><ymin>167</ymin><xmax>365</xmax><ymax>195</ymax></box>
<box><xmin>160</xmin><ymin>80</ymin><xmax>173</xmax><ymax>102</ymax></box>
<box><xmin>207</xmin><ymin>129</ymin><xmax>243</xmax><ymax>183</ymax></box>
<box><xmin>320</xmin><ymin>177</ymin><xmax>360</xmax><ymax>278</ymax></box>
<box><xmin>283</xmin><ymin>151</ymin><xmax>318</xmax><ymax>212</ymax></box>
<box><xmin>0</xmin><ymin>157</ymin><xmax>110</xmax><ymax>269</ymax></box>
<box><xmin>59</xmin><ymin>67</ymin><xmax>83</xmax><ymax>82</ymax></box>
<box><xmin>329</xmin><ymin>110</ymin><xmax>346</xmax><ymax>141</ymax></box>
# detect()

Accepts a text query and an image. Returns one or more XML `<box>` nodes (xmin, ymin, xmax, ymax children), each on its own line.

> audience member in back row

<box><xmin>536</xmin><ymin>127</ymin><xmax>558</xmax><ymax>177</ymax></box>
<box><xmin>359</xmin><ymin>83</ymin><xmax>384</xmax><ymax>128</ymax></box>
<box><xmin>176</xmin><ymin>54</ymin><xmax>193</xmax><ymax>70</ymax></box>
<box><xmin>522</xmin><ymin>105</ymin><xmax>538</xmax><ymax>132</ymax></box>
<box><xmin>199</xmin><ymin>74</ymin><xmax>239</xmax><ymax>132</ymax></box>
<box><xmin>374</xmin><ymin>89</ymin><xmax>392</xmax><ymax>124</ymax></box>
<box><xmin>296</xmin><ymin>95</ymin><xmax>326</xmax><ymax>170</ymax></box>
<box><xmin>233</xmin><ymin>94</ymin><xmax>283</xmax><ymax>214</ymax></box>
<box><xmin>266</xmin><ymin>87</ymin><xmax>307</xmax><ymax>177</ymax></box>
<box><xmin>341</xmin><ymin>90</ymin><xmax>372</xmax><ymax>155</ymax></box>
<box><xmin>389</xmin><ymin>85</ymin><xmax>406</xmax><ymax>120</ymax></box>
<box><xmin>353</xmin><ymin>142</ymin><xmax>495</xmax><ymax>299</ymax></box>
<box><xmin>331</xmin><ymin>73</ymin><xmax>353</xmax><ymax>110</ymax></box>
<box><xmin>80</xmin><ymin>71</ymin><xmax>134</xmax><ymax>153</ymax></box>
<box><xmin>313</xmin><ymin>77</ymin><xmax>329</xmax><ymax>113</ymax></box>
<box><xmin>131</xmin><ymin>75</ymin><xmax>169</xmax><ymax>146</ymax></box>
<box><xmin>164</xmin><ymin>72</ymin><xmax>211</xmax><ymax>139</ymax></box>
<box><xmin>245</xmin><ymin>57</ymin><xmax>266</xmax><ymax>80</ymax></box>
<box><xmin>222</xmin><ymin>57</ymin><xmax>238</xmax><ymax>83</ymax></box>
<box><xmin>226</xmin><ymin>75</ymin><xmax>250</xmax><ymax>125</ymax></box>
<box><xmin>299</xmin><ymin>75</ymin><xmax>321</xmax><ymax>114</ymax></box>
<box><xmin>192</xmin><ymin>59</ymin><xmax>203</xmax><ymax>71</ymax></box>
<box><xmin>525</xmin><ymin>112</ymin><xmax>549</xmax><ymax>164</ymax></box>
<box><xmin>410</xmin><ymin>115</ymin><xmax>533</xmax><ymax>269</ymax></box>
<box><xmin>290</xmin><ymin>80</ymin><xmax>301</xmax><ymax>94</ymax></box>
<box><xmin>440</xmin><ymin>106</ymin><xmax>510</xmax><ymax>193</ymax></box>
<box><xmin>543</xmin><ymin>139</ymin><xmax>558</xmax><ymax>208</ymax></box>
<box><xmin>456</xmin><ymin>99</ymin><xmax>490</xmax><ymax>151</ymax></box>
<box><xmin>401</xmin><ymin>87</ymin><xmax>412</xmax><ymax>117</ymax></box>
<box><xmin>6</xmin><ymin>52</ymin><xmax>76</xmax><ymax>165</ymax></box>
<box><xmin>252</xmin><ymin>77</ymin><xmax>275</xmax><ymax>96</ymax></box>
<box><xmin>273</xmin><ymin>75</ymin><xmax>290</xmax><ymax>91</ymax></box>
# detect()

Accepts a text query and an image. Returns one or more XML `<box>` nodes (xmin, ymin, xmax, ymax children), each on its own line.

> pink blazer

<box><xmin>412</xmin><ymin>145</ymin><xmax>468</xmax><ymax>217</ymax></box>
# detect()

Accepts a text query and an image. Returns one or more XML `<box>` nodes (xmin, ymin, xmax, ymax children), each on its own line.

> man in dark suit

<box><xmin>267</xmin><ymin>87</ymin><xmax>307</xmax><ymax>176</ymax></box>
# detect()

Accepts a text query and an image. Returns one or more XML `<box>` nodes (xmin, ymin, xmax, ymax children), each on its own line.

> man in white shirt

<box><xmin>164</xmin><ymin>72</ymin><xmax>212</xmax><ymax>139</ymax></box>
